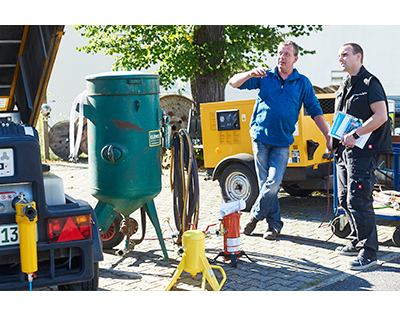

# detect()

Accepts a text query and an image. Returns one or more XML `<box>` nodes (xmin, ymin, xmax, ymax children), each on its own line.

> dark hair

<box><xmin>280</xmin><ymin>40</ymin><xmax>299</xmax><ymax>56</ymax></box>
<box><xmin>343</xmin><ymin>43</ymin><xmax>364</xmax><ymax>63</ymax></box>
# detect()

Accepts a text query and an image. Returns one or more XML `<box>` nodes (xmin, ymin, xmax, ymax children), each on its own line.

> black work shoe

<box><xmin>349</xmin><ymin>257</ymin><xmax>377</xmax><ymax>271</ymax></box>
<box><xmin>335</xmin><ymin>244</ymin><xmax>359</xmax><ymax>256</ymax></box>
<box><xmin>263</xmin><ymin>227</ymin><xmax>280</xmax><ymax>240</ymax></box>
<box><xmin>243</xmin><ymin>214</ymin><xmax>259</xmax><ymax>235</ymax></box>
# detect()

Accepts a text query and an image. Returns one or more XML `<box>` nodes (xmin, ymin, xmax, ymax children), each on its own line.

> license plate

<box><xmin>0</xmin><ymin>223</ymin><xmax>39</xmax><ymax>247</ymax></box>
<box><xmin>0</xmin><ymin>223</ymin><xmax>19</xmax><ymax>246</ymax></box>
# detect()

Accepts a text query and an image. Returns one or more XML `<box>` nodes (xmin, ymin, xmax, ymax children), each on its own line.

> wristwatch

<box><xmin>352</xmin><ymin>131</ymin><xmax>360</xmax><ymax>139</ymax></box>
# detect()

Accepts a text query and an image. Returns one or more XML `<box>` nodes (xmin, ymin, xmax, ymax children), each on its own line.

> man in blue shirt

<box><xmin>229</xmin><ymin>40</ymin><xmax>330</xmax><ymax>240</ymax></box>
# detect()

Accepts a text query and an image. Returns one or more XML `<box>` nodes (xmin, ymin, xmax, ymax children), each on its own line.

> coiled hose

<box><xmin>170</xmin><ymin>129</ymin><xmax>200</xmax><ymax>245</ymax></box>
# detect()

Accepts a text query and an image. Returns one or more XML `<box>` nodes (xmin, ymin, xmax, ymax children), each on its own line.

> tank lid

<box><xmin>86</xmin><ymin>71</ymin><xmax>159</xmax><ymax>80</ymax></box>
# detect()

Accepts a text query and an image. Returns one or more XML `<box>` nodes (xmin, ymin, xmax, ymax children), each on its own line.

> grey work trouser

<box><xmin>335</xmin><ymin>148</ymin><xmax>379</xmax><ymax>261</ymax></box>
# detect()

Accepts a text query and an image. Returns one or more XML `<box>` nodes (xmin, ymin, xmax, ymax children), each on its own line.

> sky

<box><xmin>47</xmin><ymin>26</ymin><xmax>116</xmax><ymax>103</ymax></box>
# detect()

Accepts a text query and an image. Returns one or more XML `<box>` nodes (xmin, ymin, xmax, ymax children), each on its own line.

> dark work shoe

<box><xmin>263</xmin><ymin>227</ymin><xmax>280</xmax><ymax>240</ymax></box>
<box><xmin>243</xmin><ymin>214</ymin><xmax>259</xmax><ymax>235</ymax></box>
<box><xmin>335</xmin><ymin>244</ymin><xmax>359</xmax><ymax>256</ymax></box>
<box><xmin>349</xmin><ymin>257</ymin><xmax>377</xmax><ymax>271</ymax></box>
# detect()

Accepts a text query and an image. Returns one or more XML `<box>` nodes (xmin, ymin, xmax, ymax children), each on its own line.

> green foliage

<box><xmin>74</xmin><ymin>25</ymin><xmax>322</xmax><ymax>91</ymax></box>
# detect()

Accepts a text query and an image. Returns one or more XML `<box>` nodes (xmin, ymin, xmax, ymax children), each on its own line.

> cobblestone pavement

<box><xmin>45</xmin><ymin>160</ymin><xmax>400</xmax><ymax>291</ymax></box>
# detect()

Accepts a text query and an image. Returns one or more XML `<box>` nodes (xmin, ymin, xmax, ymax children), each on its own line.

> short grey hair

<box><xmin>279</xmin><ymin>40</ymin><xmax>299</xmax><ymax>56</ymax></box>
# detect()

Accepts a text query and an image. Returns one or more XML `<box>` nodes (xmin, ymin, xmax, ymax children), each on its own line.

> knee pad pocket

<box><xmin>347</xmin><ymin>169</ymin><xmax>373</xmax><ymax>209</ymax></box>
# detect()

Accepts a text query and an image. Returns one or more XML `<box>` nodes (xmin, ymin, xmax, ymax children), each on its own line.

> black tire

<box><xmin>282</xmin><ymin>184</ymin><xmax>314</xmax><ymax>197</ymax></box>
<box><xmin>57</xmin><ymin>262</ymin><xmax>99</xmax><ymax>291</ymax></box>
<box><xmin>331</xmin><ymin>215</ymin><xmax>351</xmax><ymax>238</ymax></box>
<box><xmin>100</xmin><ymin>213</ymin><xmax>124</xmax><ymax>249</ymax></box>
<box><xmin>219</xmin><ymin>163</ymin><xmax>258</xmax><ymax>212</ymax></box>
<box><xmin>392</xmin><ymin>226</ymin><xmax>400</xmax><ymax>247</ymax></box>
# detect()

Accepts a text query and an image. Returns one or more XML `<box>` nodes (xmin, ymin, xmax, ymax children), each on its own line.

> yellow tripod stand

<box><xmin>165</xmin><ymin>230</ymin><xmax>226</xmax><ymax>291</ymax></box>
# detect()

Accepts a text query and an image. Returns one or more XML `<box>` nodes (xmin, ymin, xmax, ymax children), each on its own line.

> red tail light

<box><xmin>47</xmin><ymin>215</ymin><xmax>92</xmax><ymax>243</ymax></box>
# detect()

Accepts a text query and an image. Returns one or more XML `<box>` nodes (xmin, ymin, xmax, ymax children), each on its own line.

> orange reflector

<box><xmin>47</xmin><ymin>215</ymin><xmax>92</xmax><ymax>243</ymax></box>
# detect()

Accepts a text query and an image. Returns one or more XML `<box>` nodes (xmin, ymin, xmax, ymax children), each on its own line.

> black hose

<box><xmin>170</xmin><ymin>129</ymin><xmax>200</xmax><ymax>245</ymax></box>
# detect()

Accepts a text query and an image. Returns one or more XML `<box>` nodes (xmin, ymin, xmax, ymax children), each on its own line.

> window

<box><xmin>331</xmin><ymin>71</ymin><xmax>347</xmax><ymax>84</ymax></box>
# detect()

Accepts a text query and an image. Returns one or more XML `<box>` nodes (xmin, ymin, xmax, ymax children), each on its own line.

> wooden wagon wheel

<box><xmin>160</xmin><ymin>95</ymin><xmax>193</xmax><ymax>168</ymax></box>
<box><xmin>160</xmin><ymin>94</ymin><xmax>193</xmax><ymax>132</ymax></box>
<box><xmin>49</xmin><ymin>120</ymin><xmax>82</xmax><ymax>160</ymax></box>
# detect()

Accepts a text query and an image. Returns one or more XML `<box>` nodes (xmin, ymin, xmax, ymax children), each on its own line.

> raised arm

<box><xmin>228</xmin><ymin>68</ymin><xmax>268</xmax><ymax>88</ymax></box>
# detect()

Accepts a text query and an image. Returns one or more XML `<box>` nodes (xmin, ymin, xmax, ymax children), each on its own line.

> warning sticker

<box><xmin>0</xmin><ymin>191</ymin><xmax>16</xmax><ymax>201</ymax></box>
<box><xmin>290</xmin><ymin>150</ymin><xmax>300</xmax><ymax>164</ymax></box>
<box><xmin>149</xmin><ymin>130</ymin><xmax>161</xmax><ymax>147</ymax></box>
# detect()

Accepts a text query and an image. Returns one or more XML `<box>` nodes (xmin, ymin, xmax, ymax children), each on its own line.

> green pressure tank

<box><xmin>85</xmin><ymin>71</ymin><xmax>162</xmax><ymax>215</ymax></box>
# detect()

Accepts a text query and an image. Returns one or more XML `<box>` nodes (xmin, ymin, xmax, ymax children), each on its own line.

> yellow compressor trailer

<box><xmin>200</xmin><ymin>94</ymin><xmax>335</xmax><ymax>211</ymax></box>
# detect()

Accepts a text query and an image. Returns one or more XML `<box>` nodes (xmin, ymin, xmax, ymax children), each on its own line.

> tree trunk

<box><xmin>191</xmin><ymin>75</ymin><xmax>225</xmax><ymax>113</ymax></box>
<box><xmin>191</xmin><ymin>25</ymin><xmax>226</xmax><ymax>114</ymax></box>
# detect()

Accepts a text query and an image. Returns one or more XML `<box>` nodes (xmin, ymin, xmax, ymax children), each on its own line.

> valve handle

<box><xmin>106</xmin><ymin>145</ymin><xmax>115</xmax><ymax>163</ymax></box>
<box><xmin>101</xmin><ymin>143</ymin><xmax>125</xmax><ymax>163</ymax></box>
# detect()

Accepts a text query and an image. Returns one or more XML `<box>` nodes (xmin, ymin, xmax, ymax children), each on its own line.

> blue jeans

<box><xmin>251</xmin><ymin>139</ymin><xmax>290</xmax><ymax>231</ymax></box>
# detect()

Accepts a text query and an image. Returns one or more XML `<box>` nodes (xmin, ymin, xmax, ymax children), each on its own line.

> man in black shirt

<box><xmin>333</xmin><ymin>43</ymin><xmax>392</xmax><ymax>270</ymax></box>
